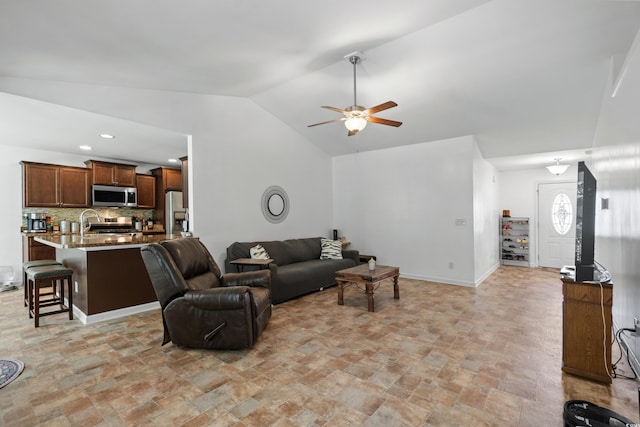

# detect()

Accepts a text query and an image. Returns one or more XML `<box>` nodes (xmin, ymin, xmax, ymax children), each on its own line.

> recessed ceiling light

<box><xmin>99</xmin><ymin>133</ymin><xmax>115</xmax><ymax>139</ymax></box>
<box><xmin>79</xmin><ymin>145</ymin><xmax>92</xmax><ymax>150</ymax></box>
<box><xmin>168</xmin><ymin>158</ymin><xmax>178</xmax><ymax>163</ymax></box>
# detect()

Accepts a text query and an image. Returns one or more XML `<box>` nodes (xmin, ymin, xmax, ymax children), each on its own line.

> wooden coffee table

<box><xmin>335</xmin><ymin>264</ymin><xmax>400</xmax><ymax>312</ymax></box>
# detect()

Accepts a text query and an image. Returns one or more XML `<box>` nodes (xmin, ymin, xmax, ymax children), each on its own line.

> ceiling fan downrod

<box><xmin>349</xmin><ymin>55</ymin><xmax>360</xmax><ymax>107</ymax></box>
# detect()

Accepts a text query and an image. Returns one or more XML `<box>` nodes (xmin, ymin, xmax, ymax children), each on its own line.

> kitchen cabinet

<box><xmin>151</xmin><ymin>167</ymin><xmax>182</xmax><ymax>230</ymax></box>
<box><xmin>136</xmin><ymin>174</ymin><xmax>156</xmax><ymax>209</ymax></box>
<box><xmin>22</xmin><ymin>235</ymin><xmax>56</xmax><ymax>262</ymax></box>
<box><xmin>85</xmin><ymin>160</ymin><xmax>136</xmax><ymax>187</ymax></box>
<box><xmin>22</xmin><ymin>162</ymin><xmax>90</xmax><ymax>208</ymax></box>
<box><xmin>180</xmin><ymin>156</ymin><xmax>188</xmax><ymax>207</ymax></box>
<box><xmin>150</xmin><ymin>166</ymin><xmax>182</xmax><ymax>192</ymax></box>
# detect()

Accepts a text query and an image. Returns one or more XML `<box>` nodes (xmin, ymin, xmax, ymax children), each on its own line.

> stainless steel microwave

<box><xmin>91</xmin><ymin>185</ymin><xmax>137</xmax><ymax>207</ymax></box>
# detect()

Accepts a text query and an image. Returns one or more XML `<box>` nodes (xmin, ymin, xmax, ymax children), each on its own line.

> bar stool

<box><xmin>23</xmin><ymin>260</ymin><xmax>62</xmax><ymax>307</ymax></box>
<box><xmin>26</xmin><ymin>264</ymin><xmax>74</xmax><ymax>327</ymax></box>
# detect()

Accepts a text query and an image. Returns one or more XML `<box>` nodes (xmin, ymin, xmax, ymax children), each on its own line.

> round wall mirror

<box><xmin>261</xmin><ymin>186</ymin><xmax>290</xmax><ymax>224</ymax></box>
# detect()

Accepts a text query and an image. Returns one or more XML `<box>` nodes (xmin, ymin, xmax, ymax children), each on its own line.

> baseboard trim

<box><xmin>475</xmin><ymin>262</ymin><xmax>500</xmax><ymax>287</ymax></box>
<box><xmin>400</xmin><ymin>262</ymin><xmax>500</xmax><ymax>288</ymax></box>
<box><xmin>73</xmin><ymin>301</ymin><xmax>160</xmax><ymax>325</ymax></box>
<box><xmin>400</xmin><ymin>273</ymin><xmax>477</xmax><ymax>288</ymax></box>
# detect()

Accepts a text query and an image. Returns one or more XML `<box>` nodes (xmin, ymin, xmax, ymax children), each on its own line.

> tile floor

<box><xmin>0</xmin><ymin>266</ymin><xmax>638</xmax><ymax>426</ymax></box>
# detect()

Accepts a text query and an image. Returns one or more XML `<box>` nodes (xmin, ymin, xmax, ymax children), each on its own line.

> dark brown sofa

<box><xmin>225</xmin><ymin>237</ymin><xmax>358</xmax><ymax>304</ymax></box>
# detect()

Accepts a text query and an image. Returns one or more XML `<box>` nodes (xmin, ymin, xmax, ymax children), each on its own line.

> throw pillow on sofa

<box><xmin>320</xmin><ymin>238</ymin><xmax>343</xmax><ymax>260</ymax></box>
<box><xmin>250</xmin><ymin>244</ymin><xmax>271</xmax><ymax>260</ymax></box>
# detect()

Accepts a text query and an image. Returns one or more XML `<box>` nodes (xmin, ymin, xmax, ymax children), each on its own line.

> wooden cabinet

<box><xmin>59</xmin><ymin>167</ymin><xmax>91</xmax><ymax>207</ymax></box>
<box><xmin>562</xmin><ymin>279</ymin><xmax>612</xmax><ymax>383</ymax></box>
<box><xmin>85</xmin><ymin>160</ymin><xmax>136</xmax><ymax>187</ymax></box>
<box><xmin>150</xmin><ymin>166</ymin><xmax>182</xmax><ymax>192</ymax></box>
<box><xmin>136</xmin><ymin>174</ymin><xmax>156</xmax><ymax>209</ymax></box>
<box><xmin>22</xmin><ymin>162</ymin><xmax>90</xmax><ymax>208</ymax></box>
<box><xmin>22</xmin><ymin>235</ymin><xmax>56</xmax><ymax>262</ymax></box>
<box><xmin>151</xmin><ymin>167</ymin><xmax>182</xmax><ymax>230</ymax></box>
<box><xmin>180</xmin><ymin>156</ymin><xmax>188</xmax><ymax>207</ymax></box>
<box><xmin>165</xmin><ymin>168</ymin><xmax>182</xmax><ymax>191</ymax></box>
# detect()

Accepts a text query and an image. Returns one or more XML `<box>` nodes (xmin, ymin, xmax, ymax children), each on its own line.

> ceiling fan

<box><xmin>308</xmin><ymin>53</ymin><xmax>402</xmax><ymax>136</ymax></box>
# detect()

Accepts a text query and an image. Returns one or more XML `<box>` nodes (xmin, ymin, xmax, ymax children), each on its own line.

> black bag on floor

<box><xmin>563</xmin><ymin>400</ymin><xmax>636</xmax><ymax>427</ymax></box>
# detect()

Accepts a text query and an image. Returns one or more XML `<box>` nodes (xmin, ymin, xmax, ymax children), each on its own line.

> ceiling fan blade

<box><xmin>348</xmin><ymin>129</ymin><xmax>359</xmax><ymax>136</ymax></box>
<box><xmin>307</xmin><ymin>118</ymin><xmax>345</xmax><ymax>127</ymax></box>
<box><xmin>367</xmin><ymin>116</ymin><xmax>403</xmax><ymax>127</ymax></box>
<box><xmin>365</xmin><ymin>101</ymin><xmax>398</xmax><ymax>115</ymax></box>
<box><xmin>321</xmin><ymin>106</ymin><xmax>348</xmax><ymax>114</ymax></box>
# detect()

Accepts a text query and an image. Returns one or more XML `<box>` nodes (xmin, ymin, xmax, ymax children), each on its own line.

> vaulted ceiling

<box><xmin>1</xmin><ymin>1</ymin><xmax>639</xmax><ymax>169</ymax></box>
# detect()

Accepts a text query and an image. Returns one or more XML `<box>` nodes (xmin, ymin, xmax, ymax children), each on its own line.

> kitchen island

<box><xmin>34</xmin><ymin>233</ymin><xmax>184</xmax><ymax>324</ymax></box>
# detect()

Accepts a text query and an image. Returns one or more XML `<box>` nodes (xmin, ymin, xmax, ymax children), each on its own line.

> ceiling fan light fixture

<box><xmin>546</xmin><ymin>158</ymin><xmax>570</xmax><ymax>175</ymax></box>
<box><xmin>345</xmin><ymin>116</ymin><xmax>367</xmax><ymax>132</ymax></box>
<box><xmin>308</xmin><ymin>52</ymin><xmax>402</xmax><ymax>135</ymax></box>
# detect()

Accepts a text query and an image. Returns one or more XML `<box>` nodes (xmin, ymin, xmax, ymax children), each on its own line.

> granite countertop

<box><xmin>33</xmin><ymin>232</ymin><xmax>185</xmax><ymax>250</ymax></box>
<box><xmin>22</xmin><ymin>228</ymin><xmax>166</xmax><ymax>237</ymax></box>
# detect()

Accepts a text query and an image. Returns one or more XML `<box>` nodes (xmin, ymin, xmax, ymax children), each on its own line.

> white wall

<box><xmin>497</xmin><ymin>166</ymin><xmax>578</xmax><ymax>267</ymax></box>
<box><xmin>472</xmin><ymin>143</ymin><xmax>500</xmax><ymax>283</ymax></box>
<box><xmin>590</xmin><ymin>42</ymin><xmax>640</xmax><ymax>370</ymax></box>
<box><xmin>333</xmin><ymin>135</ymin><xmax>489</xmax><ymax>286</ymax></box>
<box><xmin>0</xmin><ymin>79</ymin><xmax>334</xmax><ymax>269</ymax></box>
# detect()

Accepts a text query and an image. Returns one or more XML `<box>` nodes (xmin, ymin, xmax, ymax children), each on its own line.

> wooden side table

<box><xmin>229</xmin><ymin>258</ymin><xmax>273</xmax><ymax>273</ymax></box>
<box><xmin>561</xmin><ymin>278</ymin><xmax>612</xmax><ymax>383</ymax></box>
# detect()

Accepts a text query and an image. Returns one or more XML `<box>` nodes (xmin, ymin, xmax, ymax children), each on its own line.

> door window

<box><xmin>552</xmin><ymin>193</ymin><xmax>572</xmax><ymax>235</ymax></box>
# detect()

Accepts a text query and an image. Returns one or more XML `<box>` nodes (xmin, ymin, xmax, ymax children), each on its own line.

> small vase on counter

<box><xmin>368</xmin><ymin>257</ymin><xmax>376</xmax><ymax>271</ymax></box>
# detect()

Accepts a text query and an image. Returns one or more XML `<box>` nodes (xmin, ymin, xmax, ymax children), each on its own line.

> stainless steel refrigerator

<box><xmin>166</xmin><ymin>191</ymin><xmax>187</xmax><ymax>234</ymax></box>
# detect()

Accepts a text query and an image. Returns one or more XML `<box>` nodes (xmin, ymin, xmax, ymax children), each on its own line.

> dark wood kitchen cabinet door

<box><xmin>86</xmin><ymin>160</ymin><xmax>136</xmax><ymax>187</ymax></box>
<box><xmin>165</xmin><ymin>168</ymin><xmax>182</xmax><ymax>191</ymax></box>
<box><xmin>59</xmin><ymin>166</ymin><xmax>90</xmax><ymax>207</ymax></box>
<box><xmin>136</xmin><ymin>174</ymin><xmax>156</xmax><ymax>209</ymax></box>
<box><xmin>22</xmin><ymin>162</ymin><xmax>90</xmax><ymax>208</ymax></box>
<box><xmin>113</xmin><ymin>164</ymin><xmax>136</xmax><ymax>187</ymax></box>
<box><xmin>150</xmin><ymin>167</ymin><xmax>182</xmax><ymax>229</ymax></box>
<box><xmin>22</xmin><ymin>235</ymin><xmax>56</xmax><ymax>262</ymax></box>
<box><xmin>22</xmin><ymin>162</ymin><xmax>59</xmax><ymax>207</ymax></box>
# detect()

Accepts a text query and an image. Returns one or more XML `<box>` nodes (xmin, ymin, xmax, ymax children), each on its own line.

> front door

<box><xmin>538</xmin><ymin>182</ymin><xmax>576</xmax><ymax>268</ymax></box>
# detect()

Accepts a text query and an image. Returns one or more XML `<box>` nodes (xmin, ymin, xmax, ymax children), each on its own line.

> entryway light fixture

<box><xmin>546</xmin><ymin>158</ymin><xmax>570</xmax><ymax>176</ymax></box>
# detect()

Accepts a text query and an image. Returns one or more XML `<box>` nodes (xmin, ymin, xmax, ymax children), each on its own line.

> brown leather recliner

<box><xmin>140</xmin><ymin>237</ymin><xmax>271</xmax><ymax>349</ymax></box>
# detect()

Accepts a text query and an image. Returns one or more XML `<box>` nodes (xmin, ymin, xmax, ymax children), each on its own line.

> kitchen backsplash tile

<box><xmin>22</xmin><ymin>207</ymin><xmax>155</xmax><ymax>229</ymax></box>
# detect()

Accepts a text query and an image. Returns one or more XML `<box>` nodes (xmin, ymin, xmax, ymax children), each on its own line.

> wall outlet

<box><xmin>75</xmin><ymin>281</ymin><xmax>79</xmax><ymax>293</ymax></box>
<box><xmin>635</xmin><ymin>317</ymin><xmax>640</xmax><ymax>332</ymax></box>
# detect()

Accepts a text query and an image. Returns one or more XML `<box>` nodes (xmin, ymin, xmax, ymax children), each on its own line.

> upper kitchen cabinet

<box><xmin>136</xmin><ymin>174</ymin><xmax>156</xmax><ymax>209</ymax></box>
<box><xmin>151</xmin><ymin>167</ymin><xmax>182</xmax><ymax>192</ymax></box>
<box><xmin>22</xmin><ymin>162</ymin><xmax>90</xmax><ymax>208</ymax></box>
<box><xmin>85</xmin><ymin>160</ymin><xmax>136</xmax><ymax>187</ymax></box>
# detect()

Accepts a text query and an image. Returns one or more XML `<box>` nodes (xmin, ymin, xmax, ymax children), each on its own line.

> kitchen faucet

<box><xmin>79</xmin><ymin>209</ymin><xmax>101</xmax><ymax>236</ymax></box>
